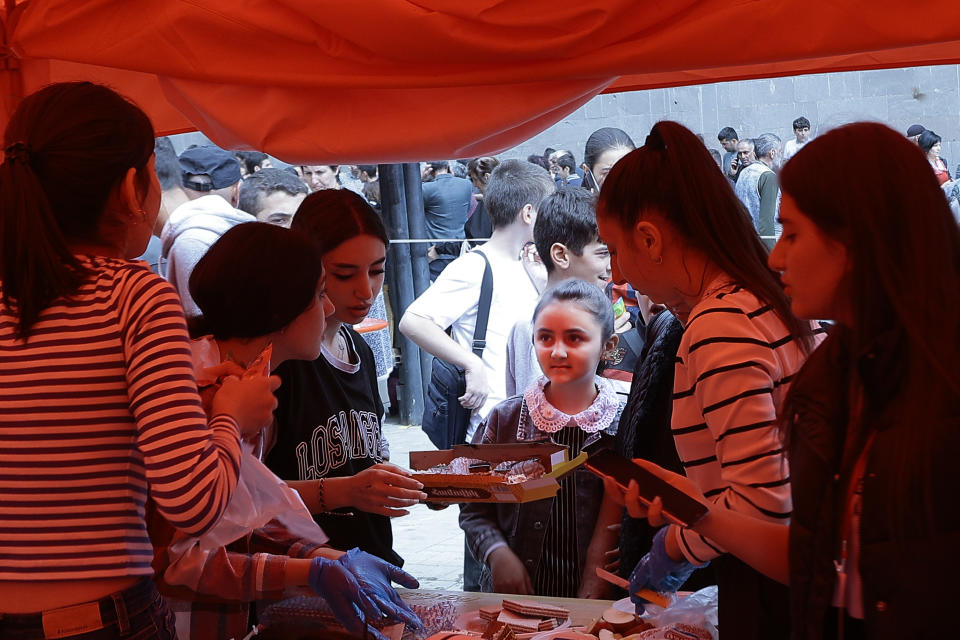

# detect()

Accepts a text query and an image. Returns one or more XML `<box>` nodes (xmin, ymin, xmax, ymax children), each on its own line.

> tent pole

<box><xmin>401</xmin><ymin>162</ymin><xmax>434</xmax><ymax>399</ymax></box>
<box><xmin>379</xmin><ymin>163</ymin><xmax>423</xmax><ymax>425</ymax></box>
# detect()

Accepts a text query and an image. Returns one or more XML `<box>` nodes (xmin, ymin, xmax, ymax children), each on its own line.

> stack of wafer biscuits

<box><xmin>476</xmin><ymin>598</ymin><xmax>571</xmax><ymax>635</ymax></box>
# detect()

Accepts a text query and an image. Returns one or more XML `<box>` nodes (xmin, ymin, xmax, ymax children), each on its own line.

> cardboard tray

<box><xmin>409</xmin><ymin>442</ymin><xmax>567</xmax><ymax>503</ymax></box>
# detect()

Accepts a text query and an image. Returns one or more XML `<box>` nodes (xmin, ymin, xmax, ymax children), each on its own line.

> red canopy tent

<box><xmin>3</xmin><ymin>0</ymin><xmax>960</xmax><ymax>163</ymax></box>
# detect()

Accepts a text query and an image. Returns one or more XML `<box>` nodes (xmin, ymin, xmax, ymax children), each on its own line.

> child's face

<box><xmin>278</xmin><ymin>273</ymin><xmax>335</xmax><ymax>362</ymax></box>
<box><xmin>563</xmin><ymin>240</ymin><xmax>611</xmax><ymax>289</ymax></box>
<box><xmin>322</xmin><ymin>234</ymin><xmax>387</xmax><ymax>325</ymax></box>
<box><xmin>533</xmin><ymin>301</ymin><xmax>606</xmax><ymax>387</ymax></box>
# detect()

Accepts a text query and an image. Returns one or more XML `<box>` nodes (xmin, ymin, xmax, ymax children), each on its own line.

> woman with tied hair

<box><xmin>0</xmin><ymin>82</ymin><xmax>278</xmax><ymax>639</ymax></box>
<box><xmin>582</xmin><ymin>126</ymin><xmax>636</xmax><ymax>192</ymax></box>
<box><xmin>596</xmin><ymin>120</ymin><xmax>823</xmax><ymax>640</ymax></box>
<box><xmin>610</xmin><ymin>122</ymin><xmax>960</xmax><ymax>640</ymax></box>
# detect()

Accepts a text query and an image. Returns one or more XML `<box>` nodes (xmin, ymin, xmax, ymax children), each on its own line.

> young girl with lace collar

<box><xmin>460</xmin><ymin>279</ymin><xmax>623</xmax><ymax>599</ymax></box>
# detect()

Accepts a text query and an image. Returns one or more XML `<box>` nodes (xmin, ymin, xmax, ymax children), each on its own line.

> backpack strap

<box><xmin>471</xmin><ymin>250</ymin><xmax>494</xmax><ymax>358</ymax></box>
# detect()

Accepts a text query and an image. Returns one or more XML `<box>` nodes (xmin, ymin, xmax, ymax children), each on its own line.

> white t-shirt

<box><xmin>405</xmin><ymin>249</ymin><xmax>539</xmax><ymax>439</ymax></box>
<box><xmin>783</xmin><ymin>138</ymin><xmax>809</xmax><ymax>162</ymax></box>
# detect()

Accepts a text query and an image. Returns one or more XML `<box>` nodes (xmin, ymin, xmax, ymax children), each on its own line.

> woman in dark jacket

<box><xmin>613</xmin><ymin>309</ymin><xmax>713</xmax><ymax>594</ymax></box>
<box><xmin>609</xmin><ymin>122</ymin><xmax>960</xmax><ymax>640</ymax></box>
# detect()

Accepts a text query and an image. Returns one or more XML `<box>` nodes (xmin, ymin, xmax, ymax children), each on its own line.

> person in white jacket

<box><xmin>160</xmin><ymin>145</ymin><xmax>255</xmax><ymax>320</ymax></box>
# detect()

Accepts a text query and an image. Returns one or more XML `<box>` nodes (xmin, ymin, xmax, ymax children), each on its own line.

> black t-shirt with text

<box><xmin>266</xmin><ymin>326</ymin><xmax>402</xmax><ymax>566</ymax></box>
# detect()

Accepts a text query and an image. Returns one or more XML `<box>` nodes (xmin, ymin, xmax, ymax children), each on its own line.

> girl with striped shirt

<box><xmin>610</xmin><ymin>123</ymin><xmax>960</xmax><ymax>640</ymax></box>
<box><xmin>597</xmin><ymin>120</ymin><xmax>822</xmax><ymax>639</ymax></box>
<box><xmin>0</xmin><ymin>83</ymin><xmax>279</xmax><ymax>640</ymax></box>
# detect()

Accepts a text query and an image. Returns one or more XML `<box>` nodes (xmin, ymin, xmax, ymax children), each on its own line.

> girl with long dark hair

<box><xmin>266</xmin><ymin>189</ymin><xmax>426</xmax><ymax>568</ymax></box>
<box><xmin>582</xmin><ymin>127</ymin><xmax>635</xmax><ymax>192</ymax></box>
<box><xmin>610</xmin><ymin>122</ymin><xmax>960</xmax><ymax>639</ymax></box>
<box><xmin>0</xmin><ymin>83</ymin><xmax>278</xmax><ymax>639</ymax></box>
<box><xmin>152</xmin><ymin>222</ymin><xmax>421</xmax><ymax>640</ymax></box>
<box><xmin>597</xmin><ymin>120</ymin><xmax>822</xmax><ymax>639</ymax></box>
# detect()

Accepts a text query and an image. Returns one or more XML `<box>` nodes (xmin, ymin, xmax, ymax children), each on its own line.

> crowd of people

<box><xmin>0</xmin><ymin>80</ymin><xmax>957</xmax><ymax>640</ymax></box>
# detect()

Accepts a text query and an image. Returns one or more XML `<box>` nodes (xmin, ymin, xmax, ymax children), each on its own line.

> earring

<box><xmin>653</xmin><ymin>255</ymin><xmax>663</xmax><ymax>265</ymax></box>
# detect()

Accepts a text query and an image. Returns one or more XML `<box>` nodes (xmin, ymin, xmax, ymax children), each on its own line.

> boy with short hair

<box><xmin>782</xmin><ymin>116</ymin><xmax>812</xmax><ymax>161</ymax></box>
<box><xmin>505</xmin><ymin>188</ymin><xmax>640</xmax><ymax>404</ymax></box>
<box><xmin>400</xmin><ymin>159</ymin><xmax>556</xmax><ymax>441</ymax></box>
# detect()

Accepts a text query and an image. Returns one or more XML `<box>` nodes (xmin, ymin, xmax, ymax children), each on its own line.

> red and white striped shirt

<box><xmin>0</xmin><ymin>256</ymin><xmax>242</xmax><ymax>580</ymax></box>
<box><xmin>669</xmin><ymin>281</ymin><xmax>825</xmax><ymax>564</ymax></box>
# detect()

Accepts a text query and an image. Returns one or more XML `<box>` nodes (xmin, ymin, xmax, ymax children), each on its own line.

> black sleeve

<box><xmin>434</xmin><ymin>241</ymin><xmax>463</xmax><ymax>256</ymax></box>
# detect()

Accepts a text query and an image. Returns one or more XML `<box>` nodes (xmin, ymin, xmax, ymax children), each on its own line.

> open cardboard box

<box><xmin>409</xmin><ymin>442</ymin><xmax>567</xmax><ymax>503</ymax></box>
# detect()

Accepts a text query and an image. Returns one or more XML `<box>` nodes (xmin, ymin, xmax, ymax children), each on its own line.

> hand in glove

<box><xmin>308</xmin><ymin>555</ymin><xmax>388</xmax><ymax>640</ymax></box>
<box><xmin>629</xmin><ymin>526</ymin><xmax>704</xmax><ymax>613</ymax></box>
<box><xmin>338</xmin><ymin>548</ymin><xmax>425</xmax><ymax>633</ymax></box>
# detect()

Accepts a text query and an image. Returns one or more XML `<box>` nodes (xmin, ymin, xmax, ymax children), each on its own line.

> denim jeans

<box><xmin>0</xmin><ymin>578</ymin><xmax>178</xmax><ymax>640</ymax></box>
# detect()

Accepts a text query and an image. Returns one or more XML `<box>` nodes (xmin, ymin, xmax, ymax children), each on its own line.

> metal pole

<box><xmin>379</xmin><ymin>163</ymin><xmax>423</xmax><ymax>425</ymax></box>
<box><xmin>402</xmin><ymin>163</ymin><xmax>434</xmax><ymax>399</ymax></box>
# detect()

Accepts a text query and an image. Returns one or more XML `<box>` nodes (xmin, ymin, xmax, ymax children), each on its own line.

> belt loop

<box><xmin>111</xmin><ymin>591</ymin><xmax>130</xmax><ymax>635</ymax></box>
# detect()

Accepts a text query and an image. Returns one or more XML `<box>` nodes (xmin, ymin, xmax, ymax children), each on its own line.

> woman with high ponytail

<box><xmin>597</xmin><ymin>121</ymin><xmax>823</xmax><ymax>639</ymax></box>
<box><xmin>0</xmin><ymin>83</ymin><xmax>279</xmax><ymax>639</ymax></box>
<box><xmin>608</xmin><ymin>122</ymin><xmax>960</xmax><ymax>640</ymax></box>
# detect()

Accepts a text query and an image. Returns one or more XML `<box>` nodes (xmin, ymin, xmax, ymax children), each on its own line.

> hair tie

<box><xmin>644</xmin><ymin>129</ymin><xmax>666</xmax><ymax>151</ymax></box>
<box><xmin>4</xmin><ymin>141</ymin><xmax>31</xmax><ymax>164</ymax></box>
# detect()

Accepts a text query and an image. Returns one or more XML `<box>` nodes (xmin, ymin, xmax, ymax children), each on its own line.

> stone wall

<box><xmin>504</xmin><ymin>64</ymin><xmax>960</xmax><ymax>171</ymax></box>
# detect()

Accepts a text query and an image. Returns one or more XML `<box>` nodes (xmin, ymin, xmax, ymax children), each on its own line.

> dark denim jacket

<box><xmin>458</xmin><ymin>395</ymin><xmax>618</xmax><ymax>593</ymax></box>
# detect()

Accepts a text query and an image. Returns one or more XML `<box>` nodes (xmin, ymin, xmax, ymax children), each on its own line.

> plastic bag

<box><xmin>164</xmin><ymin>442</ymin><xmax>329</xmax><ymax>590</ymax></box>
<box><xmin>638</xmin><ymin>586</ymin><xmax>719</xmax><ymax>640</ymax></box>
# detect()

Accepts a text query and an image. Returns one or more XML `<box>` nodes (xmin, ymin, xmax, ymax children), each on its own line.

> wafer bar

<box><xmin>482</xmin><ymin>620</ymin><xmax>517</xmax><ymax>640</ymax></box>
<box><xmin>500</xmin><ymin>598</ymin><xmax>570</xmax><ymax>620</ymax></box>
<box><xmin>538</xmin><ymin>618</ymin><xmax>559</xmax><ymax>630</ymax></box>
<box><xmin>496</xmin><ymin>610</ymin><xmax>542</xmax><ymax>633</ymax></box>
<box><xmin>478</xmin><ymin>606</ymin><xmax>502</xmax><ymax>621</ymax></box>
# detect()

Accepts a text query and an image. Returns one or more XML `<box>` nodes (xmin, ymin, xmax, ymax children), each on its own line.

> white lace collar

<box><xmin>523</xmin><ymin>376</ymin><xmax>618</xmax><ymax>433</ymax></box>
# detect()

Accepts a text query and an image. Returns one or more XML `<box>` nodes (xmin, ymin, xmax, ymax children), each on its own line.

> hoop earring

<box><xmin>652</xmin><ymin>255</ymin><xmax>663</xmax><ymax>265</ymax></box>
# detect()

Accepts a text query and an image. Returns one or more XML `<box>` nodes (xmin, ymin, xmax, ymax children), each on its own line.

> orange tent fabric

<box><xmin>3</xmin><ymin>0</ymin><xmax>960</xmax><ymax>162</ymax></box>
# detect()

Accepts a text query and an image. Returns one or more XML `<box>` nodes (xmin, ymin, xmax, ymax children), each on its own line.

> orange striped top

<box><xmin>0</xmin><ymin>256</ymin><xmax>242</xmax><ymax>580</ymax></box>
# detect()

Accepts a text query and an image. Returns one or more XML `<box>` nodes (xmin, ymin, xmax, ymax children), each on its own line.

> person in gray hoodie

<box><xmin>161</xmin><ymin>145</ymin><xmax>255</xmax><ymax>321</ymax></box>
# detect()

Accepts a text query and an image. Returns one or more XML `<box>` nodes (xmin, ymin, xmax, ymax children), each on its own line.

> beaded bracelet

<box><xmin>316</xmin><ymin>477</ymin><xmax>353</xmax><ymax>516</ymax></box>
<box><xmin>316</xmin><ymin>477</ymin><xmax>328</xmax><ymax>513</ymax></box>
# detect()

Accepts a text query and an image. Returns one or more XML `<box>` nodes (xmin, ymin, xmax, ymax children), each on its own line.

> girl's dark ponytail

<box><xmin>0</xmin><ymin>82</ymin><xmax>154</xmax><ymax>338</ymax></box>
<box><xmin>0</xmin><ymin>148</ymin><xmax>85</xmax><ymax>338</ymax></box>
<box><xmin>601</xmin><ymin>120</ymin><xmax>815</xmax><ymax>354</ymax></box>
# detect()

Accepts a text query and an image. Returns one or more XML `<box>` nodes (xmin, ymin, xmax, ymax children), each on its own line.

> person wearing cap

<box><xmin>906</xmin><ymin>124</ymin><xmax>925</xmax><ymax>144</ymax></box>
<box><xmin>160</xmin><ymin>145</ymin><xmax>255</xmax><ymax>321</ymax></box>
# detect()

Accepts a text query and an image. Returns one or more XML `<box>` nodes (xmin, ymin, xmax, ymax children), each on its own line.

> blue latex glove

<box><xmin>629</xmin><ymin>526</ymin><xmax>704</xmax><ymax>613</ymax></box>
<box><xmin>308</xmin><ymin>556</ymin><xmax>388</xmax><ymax>640</ymax></box>
<box><xmin>338</xmin><ymin>548</ymin><xmax>426</xmax><ymax>633</ymax></box>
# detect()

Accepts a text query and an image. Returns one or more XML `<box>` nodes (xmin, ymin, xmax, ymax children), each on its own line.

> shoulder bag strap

<box><xmin>471</xmin><ymin>250</ymin><xmax>494</xmax><ymax>358</ymax></box>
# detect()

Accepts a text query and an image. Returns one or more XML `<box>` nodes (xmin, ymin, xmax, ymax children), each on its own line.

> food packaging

<box><xmin>409</xmin><ymin>442</ymin><xmax>566</xmax><ymax>503</ymax></box>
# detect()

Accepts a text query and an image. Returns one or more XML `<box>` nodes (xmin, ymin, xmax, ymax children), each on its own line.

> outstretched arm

<box><xmin>603</xmin><ymin>461</ymin><xmax>790</xmax><ymax>585</ymax></box>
